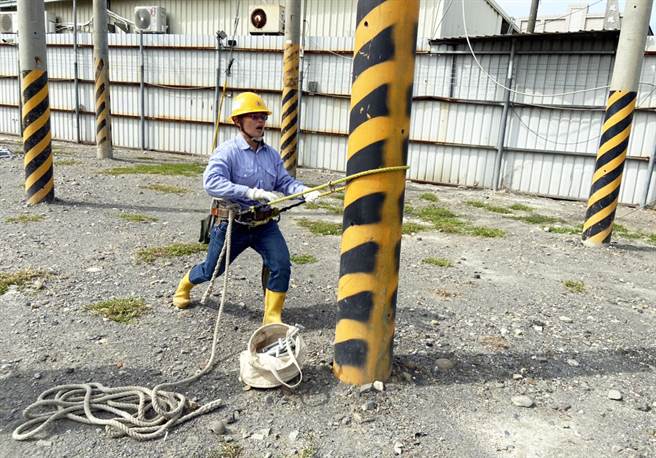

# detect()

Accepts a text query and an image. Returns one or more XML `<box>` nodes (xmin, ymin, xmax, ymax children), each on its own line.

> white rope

<box><xmin>13</xmin><ymin>211</ymin><xmax>236</xmax><ymax>442</ymax></box>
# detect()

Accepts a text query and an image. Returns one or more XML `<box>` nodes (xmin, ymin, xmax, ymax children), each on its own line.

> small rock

<box><xmin>566</xmin><ymin>359</ymin><xmax>580</xmax><ymax>367</ymax></box>
<box><xmin>635</xmin><ymin>403</ymin><xmax>651</xmax><ymax>412</ymax></box>
<box><xmin>341</xmin><ymin>416</ymin><xmax>351</xmax><ymax>425</ymax></box>
<box><xmin>33</xmin><ymin>279</ymin><xmax>44</xmax><ymax>290</ymax></box>
<box><xmin>552</xmin><ymin>402</ymin><xmax>571</xmax><ymax>412</ymax></box>
<box><xmin>401</xmin><ymin>372</ymin><xmax>413</xmax><ymax>383</ymax></box>
<box><xmin>362</xmin><ymin>400</ymin><xmax>377</xmax><ymax>411</ymax></box>
<box><xmin>33</xmin><ymin>372</ymin><xmax>42</xmax><ymax>380</ymax></box>
<box><xmin>225</xmin><ymin>412</ymin><xmax>237</xmax><ymax>424</ymax></box>
<box><xmin>264</xmin><ymin>453</ymin><xmax>272</xmax><ymax>458</ymax></box>
<box><xmin>559</xmin><ymin>316</ymin><xmax>573</xmax><ymax>323</ymax></box>
<box><xmin>430</xmin><ymin>320</ymin><xmax>439</xmax><ymax>326</ymax></box>
<box><xmin>359</xmin><ymin>383</ymin><xmax>374</xmax><ymax>394</ymax></box>
<box><xmin>36</xmin><ymin>440</ymin><xmax>52</xmax><ymax>447</ymax></box>
<box><xmin>252</xmin><ymin>433</ymin><xmax>266</xmax><ymax>441</ymax></box>
<box><xmin>288</xmin><ymin>430</ymin><xmax>300</xmax><ymax>441</ymax></box>
<box><xmin>393</xmin><ymin>441</ymin><xmax>403</xmax><ymax>455</ymax></box>
<box><xmin>608</xmin><ymin>390</ymin><xmax>623</xmax><ymax>401</ymax></box>
<box><xmin>264</xmin><ymin>394</ymin><xmax>275</xmax><ymax>405</ymax></box>
<box><xmin>511</xmin><ymin>395</ymin><xmax>534</xmax><ymax>408</ymax></box>
<box><xmin>86</xmin><ymin>266</ymin><xmax>102</xmax><ymax>273</ymax></box>
<box><xmin>435</xmin><ymin>358</ymin><xmax>455</xmax><ymax>371</ymax></box>
<box><xmin>373</xmin><ymin>380</ymin><xmax>385</xmax><ymax>392</ymax></box>
<box><xmin>512</xmin><ymin>373</ymin><xmax>523</xmax><ymax>380</ymax></box>
<box><xmin>209</xmin><ymin>420</ymin><xmax>227</xmax><ymax>435</ymax></box>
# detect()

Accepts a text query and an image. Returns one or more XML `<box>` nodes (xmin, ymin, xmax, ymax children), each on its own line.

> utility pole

<box><xmin>527</xmin><ymin>0</ymin><xmax>539</xmax><ymax>33</ymax></box>
<box><xmin>280</xmin><ymin>0</ymin><xmax>301</xmax><ymax>176</ymax></box>
<box><xmin>582</xmin><ymin>0</ymin><xmax>653</xmax><ymax>247</ymax></box>
<box><xmin>93</xmin><ymin>0</ymin><xmax>112</xmax><ymax>159</ymax></box>
<box><xmin>333</xmin><ymin>0</ymin><xmax>419</xmax><ymax>384</ymax></box>
<box><xmin>18</xmin><ymin>0</ymin><xmax>54</xmax><ymax>204</ymax></box>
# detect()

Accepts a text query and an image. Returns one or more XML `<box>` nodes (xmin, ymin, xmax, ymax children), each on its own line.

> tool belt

<box><xmin>235</xmin><ymin>206</ymin><xmax>279</xmax><ymax>227</ymax></box>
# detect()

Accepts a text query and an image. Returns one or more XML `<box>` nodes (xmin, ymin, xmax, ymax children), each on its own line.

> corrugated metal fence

<box><xmin>0</xmin><ymin>32</ymin><xmax>654</xmax><ymax>206</ymax></box>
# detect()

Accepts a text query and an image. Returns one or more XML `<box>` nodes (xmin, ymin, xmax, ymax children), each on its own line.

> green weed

<box><xmin>119</xmin><ymin>213</ymin><xmax>159</xmax><ymax>223</ymax></box>
<box><xmin>512</xmin><ymin>214</ymin><xmax>563</xmax><ymax>225</ymax></box>
<box><xmin>137</xmin><ymin>243</ymin><xmax>206</xmax><ymax>262</ymax></box>
<box><xmin>563</xmin><ymin>280</ymin><xmax>585</xmax><ymax>294</ymax></box>
<box><xmin>297</xmin><ymin>219</ymin><xmax>342</xmax><ymax>236</ymax></box>
<box><xmin>548</xmin><ymin>225</ymin><xmax>582</xmax><ymax>235</ymax></box>
<box><xmin>647</xmin><ymin>233</ymin><xmax>656</xmax><ymax>245</ymax></box>
<box><xmin>613</xmin><ymin>224</ymin><xmax>643</xmax><ymax>240</ymax></box>
<box><xmin>0</xmin><ymin>269</ymin><xmax>48</xmax><ymax>295</ymax></box>
<box><xmin>305</xmin><ymin>201</ymin><xmax>343</xmax><ymax>214</ymax></box>
<box><xmin>468</xmin><ymin>226</ymin><xmax>506</xmax><ymax>238</ymax></box>
<box><xmin>509</xmin><ymin>203</ymin><xmax>534</xmax><ymax>212</ymax></box>
<box><xmin>402</xmin><ymin>222</ymin><xmax>427</xmax><ymax>234</ymax></box>
<box><xmin>422</xmin><ymin>257</ymin><xmax>452</xmax><ymax>267</ymax></box>
<box><xmin>140</xmin><ymin>183</ymin><xmax>189</xmax><ymax>194</ymax></box>
<box><xmin>291</xmin><ymin>254</ymin><xmax>318</xmax><ymax>264</ymax></box>
<box><xmin>420</xmin><ymin>193</ymin><xmax>439</xmax><ymax>202</ymax></box>
<box><xmin>465</xmin><ymin>200</ymin><xmax>513</xmax><ymax>214</ymax></box>
<box><xmin>85</xmin><ymin>298</ymin><xmax>147</xmax><ymax>323</ymax></box>
<box><xmin>5</xmin><ymin>214</ymin><xmax>45</xmax><ymax>224</ymax></box>
<box><xmin>101</xmin><ymin>163</ymin><xmax>205</xmax><ymax>177</ymax></box>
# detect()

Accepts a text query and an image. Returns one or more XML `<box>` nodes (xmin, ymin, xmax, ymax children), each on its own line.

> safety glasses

<box><xmin>246</xmin><ymin>113</ymin><xmax>268</xmax><ymax>121</ymax></box>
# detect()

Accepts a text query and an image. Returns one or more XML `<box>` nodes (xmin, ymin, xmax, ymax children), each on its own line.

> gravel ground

<box><xmin>0</xmin><ymin>135</ymin><xmax>655</xmax><ymax>458</ymax></box>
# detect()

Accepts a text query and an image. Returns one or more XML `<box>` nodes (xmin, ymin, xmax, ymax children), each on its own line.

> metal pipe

<box><xmin>73</xmin><ymin>0</ymin><xmax>80</xmax><ymax>143</ymax></box>
<box><xmin>16</xmin><ymin>36</ymin><xmax>22</xmax><ymax>135</ymax></box>
<box><xmin>493</xmin><ymin>40</ymin><xmax>515</xmax><ymax>191</ymax></box>
<box><xmin>527</xmin><ymin>0</ymin><xmax>539</xmax><ymax>33</ymax></box>
<box><xmin>139</xmin><ymin>30</ymin><xmax>145</xmax><ymax>151</ymax></box>
<box><xmin>582</xmin><ymin>0</ymin><xmax>654</xmax><ymax>247</ymax></box>
<box><xmin>213</xmin><ymin>31</ymin><xmax>221</xmax><ymax>143</ymax></box>
<box><xmin>641</xmin><ymin>145</ymin><xmax>656</xmax><ymax>207</ymax></box>
<box><xmin>17</xmin><ymin>0</ymin><xmax>55</xmax><ymax>204</ymax></box>
<box><xmin>333</xmin><ymin>0</ymin><xmax>419</xmax><ymax>385</ymax></box>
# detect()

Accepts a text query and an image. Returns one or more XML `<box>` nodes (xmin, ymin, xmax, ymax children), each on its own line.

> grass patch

<box><xmin>140</xmin><ymin>183</ymin><xmax>189</xmax><ymax>195</ymax></box>
<box><xmin>466</xmin><ymin>200</ymin><xmax>513</xmax><ymax>214</ymax></box>
<box><xmin>305</xmin><ymin>201</ymin><xmax>343</xmax><ymax>214</ymax></box>
<box><xmin>420</xmin><ymin>192</ymin><xmax>439</xmax><ymax>202</ymax></box>
<box><xmin>563</xmin><ymin>280</ymin><xmax>585</xmax><ymax>294</ymax></box>
<box><xmin>404</xmin><ymin>204</ymin><xmax>415</xmax><ymax>215</ymax></box>
<box><xmin>297</xmin><ymin>218</ymin><xmax>342</xmax><ymax>236</ymax></box>
<box><xmin>101</xmin><ymin>163</ymin><xmax>205</xmax><ymax>177</ymax></box>
<box><xmin>468</xmin><ymin>226</ymin><xmax>506</xmax><ymax>238</ymax></box>
<box><xmin>85</xmin><ymin>298</ymin><xmax>147</xmax><ymax>323</ymax></box>
<box><xmin>207</xmin><ymin>443</ymin><xmax>242</xmax><ymax>458</ymax></box>
<box><xmin>137</xmin><ymin>242</ymin><xmax>206</xmax><ymax>262</ymax></box>
<box><xmin>422</xmin><ymin>257</ymin><xmax>452</xmax><ymax>267</ymax></box>
<box><xmin>52</xmin><ymin>147</ymin><xmax>74</xmax><ymax>156</ymax></box>
<box><xmin>135</xmin><ymin>156</ymin><xmax>155</xmax><ymax>161</ymax></box>
<box><xmin>512</xmin><ymin>214</ymin><xmax>563</xmax><ymax>225</ymax></box>
<box><xmin>647</xmin><ymin>233</ymin><xmax>656</xmax><ymax>245</ymax></box>
<box><xmin>613</xmin><ymin>224</ymin><xmax>643</xmax><ymax>240</ymax></box>
<box><xmin>416</xmin><ymin>206</ymin><xmax>468</xmax><ymax>233</ymax></box>
<box><xmin>548</xmin><ymin>225</ymin><xmax>582</xmax><ymax>235</ymax></box>
<box><xmin>402</xmin><ymin>222</ymin><xmax>427</xmax><ymax>234</ymax></box>
<box><xmin>5</xmin><ymin>214</ymin><xmax>45</xmax><ymax>224</ymax></box>
<box><xmin>0</xmin><ymin>269</ymin><xmax>48</xmax><ymax>295</ymax></box>
<box><xmin>291</xmin><ymin>254</ymin><xmax>318</xmax><ymax>265</ymax></box>
<box><xmin>118</xmin><ymin>213</ymin><xmax>159</xmax><ymax>223</ymax></box>
<box><xmin>56</xmin><ymin>159</ymin><xmax>80</xmax><ymax>166</ymax></box>
<box><xmin>509</xmin><ymin>203</ymin><xmax>534</xmax><ymax>212</ymax></box>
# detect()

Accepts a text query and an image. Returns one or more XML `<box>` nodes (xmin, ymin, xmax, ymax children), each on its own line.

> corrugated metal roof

<box><xmin>430</xmin><ymin>29</ymin><xmax>621</xmax><ymax>45</ymax></box>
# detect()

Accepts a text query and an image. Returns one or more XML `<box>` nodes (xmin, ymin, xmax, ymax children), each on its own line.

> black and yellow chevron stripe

<box><xmin>280</xmin><ymin>43</ymin><xmax>300</xmax><ymax>175</ymax></box>
<box><xmin>22</xmin><ymin>69</ymin><xmax>54</xmax><ymax>205</ymax></box>
<box><xmin>582</xmin><ymin>90</ymin><xmax>636</xmax><ymax>245</ymax></box>
<box><xmin>334</xmin><ymin>0</ymin><xmax>418</xmax><ymax>384</ymax></box>
<box><xmin>95</xmin><ymin>57</ymin><xmax>111</xmax><ymax>145</ymax></box>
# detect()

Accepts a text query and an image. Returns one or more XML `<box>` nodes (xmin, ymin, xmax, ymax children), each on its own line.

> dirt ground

<box><xmin>0</xmin><ymin>135</ymin><xmax>655</xmax><ymax>458</ymax></box>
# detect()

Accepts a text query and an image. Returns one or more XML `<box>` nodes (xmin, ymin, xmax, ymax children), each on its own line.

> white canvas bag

<box><xmin>239</xmin><ymin>323</ymin><xmax>305</xmax><ymax>389</ymax></box>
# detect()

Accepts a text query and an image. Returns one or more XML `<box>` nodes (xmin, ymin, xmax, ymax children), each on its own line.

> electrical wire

<box><xmin>510</xmin><ymin>108</ymin><xmax>601</xmax><ymax>146</ymax></box>
<box><xmin>461</xmin><ymin>0</ymin><xmax>610</xmax><ymax>98</ymax></box>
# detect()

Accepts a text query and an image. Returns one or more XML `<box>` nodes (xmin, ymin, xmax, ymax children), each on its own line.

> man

<box><xmin>172</xmin><ymin>92</ymin><xmax>319</xmax><ymax>324</ymax></box>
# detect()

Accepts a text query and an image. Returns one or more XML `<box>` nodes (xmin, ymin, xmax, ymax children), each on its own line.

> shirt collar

<box><xmin>234</xmin><ymin>133</ymin><xmax>267</xmax><ymax>152</ymax></box>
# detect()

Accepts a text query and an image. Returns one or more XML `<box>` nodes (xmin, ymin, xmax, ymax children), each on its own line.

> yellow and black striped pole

<box><xmin>333</xmin><ymin>0</ymin><xmax>419</xmax><ymax>384</ymax></box>
<box><xmin>280</xmin><ymin>0</ymin><xmax>301</xmax><ymax>176</ymax></box>
<box><xmin>93</xmin><ymin>0</ymin><xmax>112</xmax><ymax>159</ymax></box>
<box><xmin>582</xmin><ymin>0</ymin><xmax>652</xmax><ymax>247</ymax></box>
<box><xmin>18</xmin><ymin>0</ymin><xmax>54</xmax><ymax>205</ymax></box>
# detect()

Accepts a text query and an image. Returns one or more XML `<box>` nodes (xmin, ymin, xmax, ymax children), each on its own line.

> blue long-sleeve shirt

<box><xmin>203</xmin><ymin>134</ymin><xmax>305</xmax><ymax>209</ymax></box>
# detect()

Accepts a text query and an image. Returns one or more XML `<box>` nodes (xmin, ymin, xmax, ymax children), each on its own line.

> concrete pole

<box><xmin>527</xmin><ymin>0</ymin><xmax>539</xmax><ymax>33</ymax></box>
<box><xmin>492</xmin><ymin>40</ymin><xmax>515</xmax><ymax>191</ymax></box>
<box><xmin>333</xmin><ymin>0</ymin><xmax>419</xmax><ymax>384</ymax></box>
<box><xmin>139</xmin><ymin>30</ymin><xmax>145</xmax><ymax>151</ymax></box>
<box><xmin>17</xmin><ymin>0</ymin><xmax>55</xmax><ymax>204</ymax></box>
<box><xmin>582</xmin><ymin>0</ymin><xmax>653</xmax><ymax>247</ymax></box>
<box><xmin>93</xmin><ymin>0</ymin><xmax>112</xmax><ymax>159</ymax></box>
<box><xmin>280</xmin><ymin>0</ymin><xmax>301</xmax><ymax>176</ymax></box>
<box><xmin>73</xmin><ymin>0</ymin><xmax>80</xmax><ymax>143</ymax></box>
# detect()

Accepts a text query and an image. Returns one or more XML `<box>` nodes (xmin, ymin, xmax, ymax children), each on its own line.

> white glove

<box><xmin>246</xmin><ymin>188</ymin><xmax>278</xmax><ymax>202</ymax></box>
<box><xmin>303</xmin><ymin>187</ymin><xmax>321</xmax><ymax>203</ymax></box>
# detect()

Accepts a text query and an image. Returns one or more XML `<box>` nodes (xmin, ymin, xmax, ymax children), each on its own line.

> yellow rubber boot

<box><xmin>173</xmin><ymin>271</ymin><xmax>195</xmax><ymax>309</ymax></box>
<box><xmin>263</xmin><ymin>289</ymin><xmax>286</xmax><ymax>324</ymax></box>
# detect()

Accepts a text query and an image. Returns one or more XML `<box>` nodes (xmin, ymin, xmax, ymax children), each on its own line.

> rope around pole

<box><xmin>13</xmin><ymin>211</ymin><xmax>237</xmax><ymax>442</ymax></box>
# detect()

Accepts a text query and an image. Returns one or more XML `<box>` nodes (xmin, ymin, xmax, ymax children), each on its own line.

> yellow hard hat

<box><xmin>230</xmin><ymin>92</ymin><xmax>271</xmax><ymax>119</ymax></box>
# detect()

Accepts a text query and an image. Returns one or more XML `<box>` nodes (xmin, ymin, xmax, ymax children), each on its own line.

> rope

<box><xmin>13</xmin><ymin>211</ymin><xmax>237</xmax><ymax>442</ymax></box>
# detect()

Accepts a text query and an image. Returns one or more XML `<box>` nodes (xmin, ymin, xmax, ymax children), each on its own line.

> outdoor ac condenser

<box><xmin>248</xmin><ymin>4</ymin><xmax>285</xmax><ymax>35</ymax></box>
<box><xmin>134</xmin><ymin>6</ymin><xmax>167</xmax><ymax>33</ymax></box>
<box><xmin>0</xmin><ymin>12</ymin><xmax>56</xmax><ymax>33</ymax></box>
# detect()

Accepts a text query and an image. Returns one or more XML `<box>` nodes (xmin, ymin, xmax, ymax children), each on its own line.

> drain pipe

<box><xmin>492</xmin><ymin>39</ymin><xmax>515</xmax><ymax>191</ymax></box>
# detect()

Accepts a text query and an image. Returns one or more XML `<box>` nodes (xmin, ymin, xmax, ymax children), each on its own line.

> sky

<box><xmin>495</xmin><ymin>0</ymin><xmax>656</xmax><ymax>31</ymax></box>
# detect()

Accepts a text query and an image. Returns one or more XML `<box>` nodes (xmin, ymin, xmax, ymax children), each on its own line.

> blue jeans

<box><xmin>189</xmin><ymin>220</ymin><xmax>291</xmax><ymax>292</ymax></box>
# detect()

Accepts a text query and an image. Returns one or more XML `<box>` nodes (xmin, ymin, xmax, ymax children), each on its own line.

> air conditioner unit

<box><xmin>134</xmin><ymin>6</ymin><xmax>167</xmax><ymax>33</ymax></box>
<box><xmin>0</xmin><ymin>12</ymin><xmax>55</xmax><ymax>34</ymax></box>
<box><xmin>0</xmin><ymin>12</ymin><xmax>15</xmax><ymax>33</ymax></box>
<box><xmin>248</xmin><ymin>4</ymin><xmax>285</xmax><ymax>35</ymax></box>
